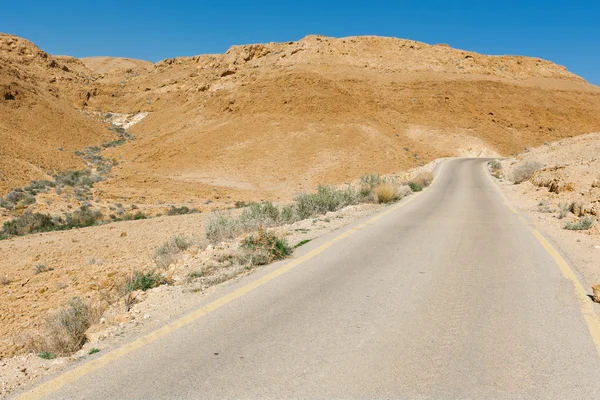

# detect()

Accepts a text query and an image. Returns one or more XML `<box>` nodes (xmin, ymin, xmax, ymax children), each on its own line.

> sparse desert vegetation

<box><xmin>122</xmin><ymin>270</ymin><xmax>171</xmax><ymax>293</ymax></box>
<box><xmin>206</xmin><ymin>173</ymin><xmax>425</xmax><ymax>244</ymax></box>
<box><xmin>27</xmin><ymin>297</ymin><xmax>101</xmax><ymax>356</ymax></box>
<box><xmin>154</xmin><ymin>235</ymin><xmax>194</xmax><ymax>268</ymax></box>
<box><xmin>489</xmin><ymin>159</ymin><xmax>503</xmax><ymax>178</ymax></box>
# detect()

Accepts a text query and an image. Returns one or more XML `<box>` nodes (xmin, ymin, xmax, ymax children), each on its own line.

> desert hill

<box><xmin>80</xmin><ymin>56</ymin><xmax>152</xmax><ymax>74</ymax></box>
<box><xmin>2</xmin><ymin>33</ymin><xmax>600</xmax><ymax>203</ymax></box>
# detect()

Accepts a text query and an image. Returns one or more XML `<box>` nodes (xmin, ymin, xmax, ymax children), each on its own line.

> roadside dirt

<box><xmin>0</xmin><ymin>161</ymin><xmax>440</xmax><ymax>397</ymax></box>
<box><xmin>0</xmin><ymin>202</ymin><xmax>378</xmax><ymax>397</ymax></box>
<box><xmin>495</xmin><ymin>133</ymin><xmax>600</xmax><ymax>288</ymax></box>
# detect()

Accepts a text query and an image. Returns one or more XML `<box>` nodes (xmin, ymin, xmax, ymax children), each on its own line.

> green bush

<box><xmin>489</xmin><ymin>160</ymin><xmax>502</xmax><ymax>170</ymax></box>
<box><xmin>133</xmin><ymin>212</ymin><xmax>147</xmax><ymax>220</ymax></box>
<box><xmin>359</xmin><ymin>174</ymin><xmax>383</xmax><ymax>197</ymax></box>
<box><xmin>279</xmin><ymin>205</ymin><xmax>298</xmax><ymax>223</ymax></box>
<box><xmin>123</xmin><ymin>270</ymin><xmax>170</xmax><ymax>292</ymax></box>
<box><xmin>65</xmin><ymin>206</ymin><xmax>102</xmax><ymax>228</ymax></box>
<box><xmin>37</xmin><ymin>352</ymin><xmax>56</xmax><ymax>360</ymax></box>
<box><xmin>1</xmin><ymin>206</ymin><xmax>103</xmax><ymax>238</ymax></box>
<box><xmin>295</xmin><ymin>185</ymin><xmax>359</xmax><ymax>219</ymax></box>
<box><xmin>2</xmin><ymin>212</ymin><xmax>57</xmax><ymax>236</ymax></box>
<box><xmin>101</xmin><ymin>139</ymin><xmax>126</xmax><ymax>148</ymax></box>
<box><xmin>241</xmin><ymin>229</ymin><xmax>292</xmax><ymax>266</ymax></box>
<box><xmin>54</xmin><ymin>170</ymin><xmax>101</xmax><ymax>188</ymax></box>
<box><xmin>408</xmin><ymin>172</ymin><xmax>434</xmax><ymax>189</ymax></box>
<box><xmin>24</xmin><ymin>180</ymin><xmax>55</xmax><ymax>195</ymax></box>
<box><xmin>1</xmin><ymin>189</ymin><xmax>36</xmax><ymax>209</ymax></box>
<box><xmin>558</xmin><ymin>202</ymin><xmax>570</xmax><ymax>219</ymax></box>
<box><xmin>166</xmin><ymin>205</ymin><xmax>197</xmax><ymax>216</ymax></box>
<box><xmin>564</xmin><ymin>216</ymin><xmax>595</xmax><ymax>231</ymax></box>
<box><xmin>408</xmin><ymin>182</ymin><xmax>423</xmax><ymax>192</ymax></box>
<box><xmin>206</xmin><ymin>202</ymin><xmax>300</xmax><ymax>244</ymax></box>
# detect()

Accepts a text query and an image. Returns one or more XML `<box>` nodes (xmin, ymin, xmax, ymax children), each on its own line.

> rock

<box><xmin>85</xmin><ymin>323</ymin><xmax>106</xmax><ymax>342</ymax></box>
<box><xmin>120</xmin><ymin>232</ymin><xmax>127</xmax><ymax>237</ymax></box>
<box><xmin>114</xmin><ymin>314</ymin><xmax>130</xmax><ymax>324</ymax></box>
<box><xmin>593</xmin><ymin>285</ymin><xmax>600</xmax><ymax>303</ymax></box>
<box><xmin>570</xmin><ymin>201</ymin><xmax>585</xmax><ymax>216</ymax></box>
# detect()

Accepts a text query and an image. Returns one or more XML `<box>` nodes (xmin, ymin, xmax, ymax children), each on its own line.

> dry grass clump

<box><xmin>513</xmin><ymin>160</ymin><xmax>542</xmax><ymax>184</ymax></box>
<box><xmin>374</xmin><ymin>183</ymin><xmax>412</xmax><ymax>203</ymax></box>
<box><xmin>28</xmin><ymin>297</ymin><xmax>101</xmax><ymax>356</ymax></box>
<box><xmin>206</xmin><ymin>212</ymin><xmax>243</xmax><ymax>244</ymax></box>
<box><xmin>154</xmin><ymin>235</ymin><xmax>194</xmax><ymax>268</ymax></box>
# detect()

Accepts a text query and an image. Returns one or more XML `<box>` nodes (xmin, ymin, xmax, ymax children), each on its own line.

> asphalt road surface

<box><xmin>23</xmin><ymin>158</ymin><xmax>600</xmax><ymax>399</ymax></box>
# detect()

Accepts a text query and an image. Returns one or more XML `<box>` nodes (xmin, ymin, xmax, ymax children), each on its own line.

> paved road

<box><xmin>26</xmin><ymin>158</ymin><xmax>600</xmax><ymax>399</ymax></box>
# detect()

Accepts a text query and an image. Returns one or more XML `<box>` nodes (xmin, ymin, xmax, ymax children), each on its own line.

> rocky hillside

<box><xmin>2</xmin><ymin>33</ymin><xmax>600</xmax><ymax>203</ymax></box>
<box><xmin>0</xmin><ymin>34</ymin><xmax>112</xmax><ymax>194</ymax></box>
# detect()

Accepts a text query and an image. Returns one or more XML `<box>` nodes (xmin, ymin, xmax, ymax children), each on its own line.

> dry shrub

<box><xmin>374</xmin><ymin>183</ymin><xmax>411</xmax><ymax>203</ymax></box>
<box><xmin>411</xmin><ymin>171</ymin><xmax>434</xmax><ymax>187</ymax></box>
<box><xmin>154</xmin><ymin>235</ymin><xmax>193</xmax><ymax>268</ymax></box>
<box><xmin>28</xmin><ymin>297</ymin><xmax>102</xmax><ymax>356</ymax></box>
<box><xmin>513</xmin><ymin>160</ymin><xmax>542</xmax><ymax>184</ymax></box>
<box><xmin>374</xmin><ymin>183</ymin><xmax>396</xmax><ymax>203</ymax></box>
<box><xmin>295</xmin><ymin>185</ymin><xmax>359</xmax><ymax>219</ymax></box>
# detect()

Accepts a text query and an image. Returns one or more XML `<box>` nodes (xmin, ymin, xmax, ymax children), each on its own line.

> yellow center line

<box><xmin>483</xmin><ymin>161</ymin><xmax>600</xmax><ymax>357</ymax></box>
<box><xmin>19</xmin><ymin>161</ymin><xmax>447</xmax><ymax>399</ymax></box>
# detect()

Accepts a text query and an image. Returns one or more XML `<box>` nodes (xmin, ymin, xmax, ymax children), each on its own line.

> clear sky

<box><xmin>2</xmin><ymin>1</ymin><xmax>599</xmax><ymax>85</ymax></box>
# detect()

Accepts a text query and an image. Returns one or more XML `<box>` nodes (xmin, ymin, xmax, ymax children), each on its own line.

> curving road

<box><xmin>21</xmin><ymin>158</ymin><xmax>600</xmax><ymax>399</ymax></box>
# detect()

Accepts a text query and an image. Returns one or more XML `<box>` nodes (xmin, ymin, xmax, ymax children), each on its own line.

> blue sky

<box><xmin>3</xmin><ymin>1</ymin><xmax>599</xmax><ymax>85</ymax></box>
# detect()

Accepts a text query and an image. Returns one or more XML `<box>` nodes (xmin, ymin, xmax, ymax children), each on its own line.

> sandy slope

<box><xmin>0</xmin><ymin>34</ymin><xmax>112</xmax><ymax>193</ymax></box>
